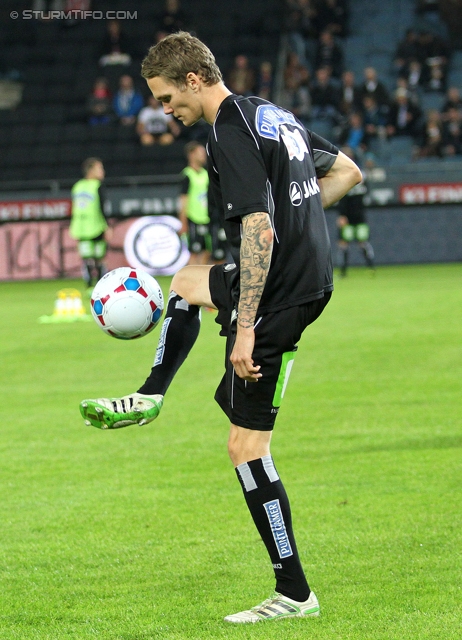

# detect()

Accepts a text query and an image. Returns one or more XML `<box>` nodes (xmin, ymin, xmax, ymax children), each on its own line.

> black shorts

<box><xmin>188</xmin><ymin>221</ymin><xmax>209</xmax><ymax>254</ymax></box>
<box><xmin>209</xmin><ymin>264</ymin><xmax>331</xmax><ymax>431</ymax></box>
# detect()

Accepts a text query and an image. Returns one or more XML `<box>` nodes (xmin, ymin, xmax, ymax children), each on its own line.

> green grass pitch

<box><xmin>1</xmin><ymin>263</ymin><xmax>461</xmax><ymax>639</ymax></box>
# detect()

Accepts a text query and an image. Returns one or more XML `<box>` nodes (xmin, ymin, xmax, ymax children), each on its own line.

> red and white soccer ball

<box><xmin>90</xmin><ymin>267</ymin><xmax>164</xmax><ymax>340</ymax></box>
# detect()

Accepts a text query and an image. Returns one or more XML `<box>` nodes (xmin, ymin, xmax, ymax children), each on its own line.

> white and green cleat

<box><xmin>80</xmin><ymin>393</ymin><xmax>163</xmax><ymax>430</ymax></box>
<box><xmin>224</xmin><ymin>591</ymin><xmax>320</xmax><ymax>623</ymax></box>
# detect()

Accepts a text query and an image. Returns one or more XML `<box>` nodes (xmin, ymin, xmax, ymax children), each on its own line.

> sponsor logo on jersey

<box><xmin>264</xmin><ymin>499</ymin><xmax>293</xmax><ymax>559</ymax></box>
<box><xmin>289</xmin><ymin>182</ymin><xmax>303</xmax><ymax>206</ymax></box>
<box><xmin>255</xmin><ymin>105</ymin><xmax>305</xmax><ymax>141</ymax></box>
<box><xmin>289</xmin><ymin>178</ymin><xmax>320</xmax><ymax>206</ymax></box>
<box><xmin>280</xmin><ymin>125</ymin><xmax>309</xmax><ymax>161</ymax></box>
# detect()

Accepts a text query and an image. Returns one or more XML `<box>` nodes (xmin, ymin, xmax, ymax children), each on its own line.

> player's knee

<box><xmin>170</xmin><ymin>267</ymin><xmax>193</xmax><ymax>299</ymax></box>
<box><xmin>227</xmin><ymin>425</ymin><xmax>271</xmax><ymax>466</ymax></box>
<box><xmin>170</xmin><ymin>265</ymin><xmax>213</xmax><ymax>307</ymax></box>
<box><xmin>228</xmin><ymin>437</ymin><xmax>253</xmax><ymax>467</ymax></box>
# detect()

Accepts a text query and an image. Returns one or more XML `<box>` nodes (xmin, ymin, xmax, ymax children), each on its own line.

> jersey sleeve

<box><xmin>212</xmin><ymin>117</ymin><xmax>270</xmax><ymax>221</ymax></box>
<box><xmin>180</xmin><ymin>174</ymin><xmax>190</xmax><ymax>195</ymax></box>
<box><xmin>308</xmin><ymin>130</ymin><xmax>339</xmax><ymax>178</ymax></box>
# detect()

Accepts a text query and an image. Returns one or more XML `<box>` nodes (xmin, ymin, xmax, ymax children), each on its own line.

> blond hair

<box><xmin>141</xmin><ymin>31</ymin><xmax>222</xmax><ymax>88</ymax></box>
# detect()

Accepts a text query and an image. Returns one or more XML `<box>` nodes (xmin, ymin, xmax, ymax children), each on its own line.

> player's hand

<box><xmin>230</xmin><ymin>327</ymin><xmax>262</xmax><ymax>382</ymax></box>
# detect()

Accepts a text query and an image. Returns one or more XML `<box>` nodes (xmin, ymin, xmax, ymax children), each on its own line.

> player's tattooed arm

<box><xmin>230</xmin><ymin>212</ymin><xmax>273</xmax><ymax>381</ymax></box>
<box><xmin>238</xmin><ymin>212</ymin><xmax>274</xmax><ymax>329</ymax></box>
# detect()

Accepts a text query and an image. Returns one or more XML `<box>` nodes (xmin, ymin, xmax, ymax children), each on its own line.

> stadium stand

<box><xmin>1</xmin><ymin>0</ymin><xmax>461</xmax><ymax>183</ymax></box>
<box><xmin>0</xmin><ymin>0</ymin><xmax>283</xmax><ymax>184</ymax></box>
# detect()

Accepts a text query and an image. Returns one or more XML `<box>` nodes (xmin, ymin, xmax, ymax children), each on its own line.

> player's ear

<box><xmin>186</xmin><ymin>72</ymin><xmax>201</xmax><ymax>92</ymax></box>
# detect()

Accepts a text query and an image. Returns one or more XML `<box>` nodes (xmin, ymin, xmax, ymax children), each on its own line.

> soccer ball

<box><xmin>90</xmin><ymin>267</ymin><xmax>164</xmax><ymax>340</ymax></box>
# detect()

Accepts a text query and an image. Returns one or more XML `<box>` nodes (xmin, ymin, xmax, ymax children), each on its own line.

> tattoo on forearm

<box><xmin>238</xmin><ymin>212</ymin><xmax>273</xmax><ymax>329</ymax></box>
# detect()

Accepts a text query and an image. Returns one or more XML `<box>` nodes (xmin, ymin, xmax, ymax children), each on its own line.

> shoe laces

<box><xmin>251</xmin><ymin>593</ymin><xmax>280</xmax><ymax>612</ymax></box>
<box><xmin>111</xmin><ymin>397</ymin><xmax>133</xmax><ymax>413</ymax></box>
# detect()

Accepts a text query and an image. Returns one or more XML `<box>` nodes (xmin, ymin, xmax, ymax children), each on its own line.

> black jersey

<box><xmin>207</xmin><ymin>94</ymin><xmax>339</xmax><ymax>314</ymax></box>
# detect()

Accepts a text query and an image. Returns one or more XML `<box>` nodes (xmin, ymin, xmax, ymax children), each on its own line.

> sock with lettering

<box><xmin>137</xmin><ymin>291</ymin><xmax>200</xmax><ymax>396</ymax></box>
<box><xmin>236</xmin><ymin>456</ymin><xmax>310</xmax><ymax>602</ymax></box>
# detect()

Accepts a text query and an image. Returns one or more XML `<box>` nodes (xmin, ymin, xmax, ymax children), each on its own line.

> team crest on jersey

<box><xmin>255</xmin><ymin>104</ymin><xmax>305</xmax><ymax>141</ymax></box>
<box><xmin>280</xmin><ymin>125</ymin><xmax>309</xmax><ymax>161</ymax></box>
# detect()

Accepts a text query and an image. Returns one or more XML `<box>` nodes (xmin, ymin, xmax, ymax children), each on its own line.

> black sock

<box><xmin>137</xmin><ymin>292</ymin><xmax>200</xmax><ymax>396</ymax></box>
<box><xmin>82</xmin><ymin>260</ymin><xmax>92</xmax><ymax>287</ymax></box>
<box><xmin>338</xmin><ymin>246</ymin><xmax>348</xmax><ymax>276</ymax></box>
<box><xmin>362</xmin><ymin>242</ymin><xmax>375</xmax><ymax>268</ymax></box>
<box><xmin>236</xmin><ymin>456</ymin><xmax>310</xmax><ymax>602</ymax></box>
<box><xmin>95</xmin><ymin>262</ymin><xmax>105</xmax><ymax>282</ymax></box>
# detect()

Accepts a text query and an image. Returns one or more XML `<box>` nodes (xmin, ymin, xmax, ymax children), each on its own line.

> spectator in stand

<box><xmin>362</xmin><ymin>95</ymin><xmax>388</xmax><ymax>140</ymax></box>
<box><xmin>338</xmin><ymin>70</ymin><xmax>362</xmax><ymax>118</ymax></box>
<box><xmin>283</xmin><ymin>51</ymin><xmax>310</xmax><ymax>101</ymax></box>
<box><xmin>280</xmin><ymin>54</ymin><xmax>312</xmax><ymax>125</ymax></box>
<box><xmin>136</xmin><ymin>95</ymin><xmax>181</xmax><ymax>146</ymax></box>
<box><xmin>226</xmin><ymin>55</ymin><xmax>256</xmax><ymax>97</ymax></box>
<box><xmin>359</xmin><ymin>67</ymin><xmax>390</xmax><ymax>113</ymax></box>
<box><xmin>285</xmin><ymin>0</ymin><xmax>319</xmax><ymax>69</ymax></box>
<box><xmin>386</xmin><ymin>87</ymin><xmax>423</xmax><ymax>138</ymax></box>
<box><xmin>393</xmin><ymin>28</ymin><xmax>420</xmax><ymax>76</ymax></box>
<box><xmin>314</xmin><ymin>29</ymin><xmax>344</xmax><ymax>79</ymax></box>
<box><xmin>87</xmin><ymin>77</ymin><xmax>112</xmax><ymax>125</ymax></box>
<box><xmin>414</xmin><ymin>109</ymin><xmax>443</xmax><ymax>158</ymax></box>
<box><xmin>416</xmin><ymin>31</ymin><xmax>451</xmax><ymax>86</ymax></box>
<box><xmin>113</xmin><ymin>75</ymin><xmax>144</xmax><ymax>126</ymax></box>
<box><xmin>158</xmin><ymin>0</ymin><xmax>188</xmax><ymax>35</ymax></box>
<box><xmin>423</xmin><ymin>61</ymin><xmax>446</xmax><ymax>93</ymax></box>
<box><xmin>395</xmin><ymin>76</ymin><xmax>421</xmax><ymax>107</ymax></box>
<box><xmin>314</xmin><ymin>0</ymin><xmax>348</xmax><ymax>38</ymax></box>
<box><xmin>310</xmin><ymin>65</ymin><xmax>341</xmax><ymax>123</ymax></box>
<box><xmin>441</xmin><ymin>86</ymin><xmax>462</xmax><ymax>120</ymax></box>
<box><xmin>337</xmin><ymin>111</ymin><xmax>368</xmax><ymax>158</ymax></box>
<box><xmin>442</xmin><ymin>106</ymin><xmax>462</xmax><ymax>156</ymax></box>
<box><xmin>256</xmin><ymin>61</ymin><xmax>273</xmax><ymax>101</ymax></box>
<box><xmin>400</xmin><ymin>58</ymin><xmax>425</xmax><ymax>96</ymax></box>
<box><xmin>99</xmin><ymin>19</ymin><xmax>132</xmax><ymax>67</ymax></box>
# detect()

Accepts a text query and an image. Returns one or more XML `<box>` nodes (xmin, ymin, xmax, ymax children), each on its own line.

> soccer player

<box><xmin>336</xmin><ymin>147</ymin><xmax>375</xmax><ymax>277</ymax></box>
<box><xmin>179</xmin><ymin>140</ymin><xmax>210</xmax><ymax>265</ymax></box>
<box><xmin>80</xmin><ymin>32</ymin><xmax>362</xmax><ymax>623</ymax></box>
<box><xmin>70</xmin><ymin>157</ymin><xmax>109</xmax><ymax>291</ymax></box>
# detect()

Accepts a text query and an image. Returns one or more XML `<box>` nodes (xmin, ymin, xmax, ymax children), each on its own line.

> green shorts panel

<box><xmin>78</xmin><ymin>239</ymin><xmax>107</xmax><ymax>260</ymax></box>
<box><xmin>341</xmin><ymin>223</ymin><xmax>370</xmax><ymax>243</ymax></box>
